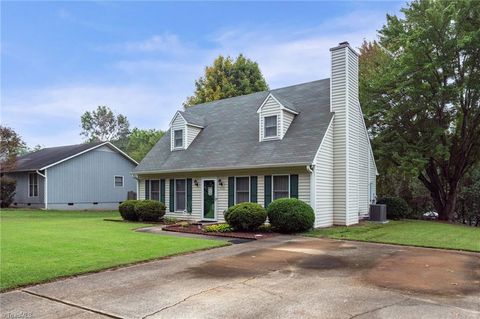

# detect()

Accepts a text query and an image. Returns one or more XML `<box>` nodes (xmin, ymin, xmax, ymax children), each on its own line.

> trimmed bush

<box><xmin>377</xmin><ymin>197</ymin><xmax>410</xmax><ymax>220</ymax></box>
<box><xmin>267</xmin><ymin>198</ymin><xmax>314</xmax><ymax>233</ymax></box>
<box><xmin>224</xmin><ymin>202</ymin><xmax>267</xmax><ymax>231</ymax></box>
<box><xmin>118</xmin><ymin>200</ymin><xmax>139</xmax><ymax>221</ymax></box>
<box><xmin>135</xmin><ymin>200</ymin><xmax>166</xmax><ymax>221</ymax></box>
<box><xmin>204</xmin><ymin>223</ymin><xmax>233</xmax><ymax>233</ymax></box>
<box><xmin>0</xmin><ymin>176</ymin><xmax>16</xmax><ymax>208</ymax></box>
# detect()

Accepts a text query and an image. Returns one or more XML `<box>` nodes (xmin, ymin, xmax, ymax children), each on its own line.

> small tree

<box><xmin>0</xmin><ymin>126</ymin><xmax>26</xmax><ymax>171</ymax></box>
<box><xmin>80</xmin><ymin>106</ymin><xmax>130</xmax><ymax>143</ymax></box>
<box><xmin>0</xmin><ymin>176</ymin><xmax>16</xmax><ymax>208</ymax></box>
<box><xmin>184</xmin><ymin>54</ymin><xmax>269</xmax><ymax>107</ymax></box>
<box><xmin>122</xmin><ymin>128</ymin><xmax>165</xmax><ymax>162</ymax></box>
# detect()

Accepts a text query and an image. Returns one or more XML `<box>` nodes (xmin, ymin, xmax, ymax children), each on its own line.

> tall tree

<box><xmin>364</xmin><ymin>0</ymin><xmax>480</xmax><ymax>221</ymax></box>
<box><xmin>80</xmin><ymin>106</ymin><xmax>130</xmax><ymax>143</ymax></box>
<box><xmin>0</xmin><ymin>126</ymin><xmax>26</xmax><ymax>171</ymax></box>
<box><xmin>184</xmin><ymin>54</ymin><xmax>269</xmax><ymax>107</ymax></box>
<box><xmin>121</xmin><ymin>128</ymin><xmax>165</xmax><ymax>162</ymax></box>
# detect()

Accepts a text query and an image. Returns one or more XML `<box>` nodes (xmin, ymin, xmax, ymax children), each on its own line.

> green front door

<box><xmin>203</xmin><ymin>180</ymin><xmax>215</xmax><ymax>219</ymax></box>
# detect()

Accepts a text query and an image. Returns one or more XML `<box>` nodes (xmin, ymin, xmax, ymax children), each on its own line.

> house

<box><xmin>134</xmin><ymin>42</ymin><xmax>378</xmax><ymax>227</ymax></box>
<box><xmin>3</xmin><ymin>141</ymin><xmax>138</xmax><ymax>210</ymax></box>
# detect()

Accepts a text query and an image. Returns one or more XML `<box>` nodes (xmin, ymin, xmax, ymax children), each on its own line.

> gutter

<box><xmin>132</xmin><ymin>162</ymin><xmax>312</xmax><ymax>175</ymax></box>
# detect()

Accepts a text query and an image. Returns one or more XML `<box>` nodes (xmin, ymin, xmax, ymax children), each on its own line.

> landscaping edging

<box><xmin>163</xmin><ymin>224</ymin><xmax>278</xmax><ymax>240</ymax></box>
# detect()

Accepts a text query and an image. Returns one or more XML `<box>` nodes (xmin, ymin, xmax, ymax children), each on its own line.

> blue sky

<box><xmin>1</xmin><ymin>1</ymin><xmax>403</xmax><ymax>147</ymax></box>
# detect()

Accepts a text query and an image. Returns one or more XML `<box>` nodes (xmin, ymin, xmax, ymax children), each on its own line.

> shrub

<box><xmin>118</xmin><ymin>200</ymin><xmax>139</xmax><ymax>221</ymax></box>
<box><xmin>377</xmin><ymin>197</ymin><xmax>410</xmax><ymax>220</ymax></box>
<box><xmin>204</xmin><ymin>223</ymin><xmax>233</xmax><ymax>233</ymax></box>
<box><xmin>224</xmin><ymin>202</ymin><xmax>267</xmax><ymax>231</ymax></box>
<box><xmin>135</xmin><ymin>200</ymin><xmax>166</xmax><ymax>222</ymax></box>
<box><xmin>267</xmin><ymin>198</ymin><xmax>314</xmax><ymax>233</ymax></box>
<box><xmin>0</xmin><ymin>177</ymin><xmax>16</xmax><ymax>208</ymax></box>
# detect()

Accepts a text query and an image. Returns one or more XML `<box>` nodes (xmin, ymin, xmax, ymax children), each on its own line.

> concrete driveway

<box><xmin>1</xmin><ymin>236</ymin><xmax>479</xmax><ymax>319</ymax></box>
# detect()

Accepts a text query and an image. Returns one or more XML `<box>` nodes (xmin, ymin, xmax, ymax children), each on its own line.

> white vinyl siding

<box><xmin>282</xmin><ymin>110</ymin><xmax>295</xmax><ymax>138</ymax></box>
<box><xmin>259</xmin><ymin>95</ymin><xmax>281</xmax><ymax>141</ymax></box>
<box><xmin>186</xmin><ymin>125</ymin><xmax>202</xmax><ymax>148</ymax></box>
<box><xmin>314</xmin><ymin>119</ymin><xmax>334</xmax><ymax>227</ymax></box>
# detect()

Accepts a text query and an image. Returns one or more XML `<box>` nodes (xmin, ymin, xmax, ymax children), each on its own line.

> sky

<box><xmin>1</xmin><ymin>1</ymin><xmax>403</xmax><ymax>148</ymax></box>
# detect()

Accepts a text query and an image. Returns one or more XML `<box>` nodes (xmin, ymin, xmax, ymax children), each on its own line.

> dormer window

<box><xmin>174</xmin><ymin>129</ymin><xmax>183</xmax><ymax>148</ymax></box>
<box><xmin>264</xmin><ymin>116</ymin><xmax>278</xmax><ymax>138</ymax></box>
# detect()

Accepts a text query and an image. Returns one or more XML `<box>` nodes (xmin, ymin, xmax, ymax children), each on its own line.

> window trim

<box><xmin>174</xmin><ymin>178</ymin><xmax>187</xmax><ymax>212</ymax></box>
<box><xmin>114</xmin><ymin>175</ymin><xmax>124</xmax><ymax>188</ymax></box>
<box><xmin>264</xmin><ymin>115</ymin><xmax>278</xmax><ymax>139</ymax></box>
<box><xmin>234</xmin><ymin>176</ymin><xmax>251</xmax><ymax>204</ymax></box>
<box><xmin>173</xmin><ymin>129</ymin><xmax>184</xmax><ymax>149</ymax></box>
<box><xmin>28</xmin><ymin>172</ymin><xmax>38</xmax><ymax>197</ymax></box>
<box><xmin>272</xmin><ymin>174</ymin><xmax>290</xmax><ymax>200</ymax></box>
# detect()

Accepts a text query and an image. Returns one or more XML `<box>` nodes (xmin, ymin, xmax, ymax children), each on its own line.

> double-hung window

<box><xmin>114</xmin><ymin>176</ymin><xmax>124</xmax><ymax>187</ymax></box>
<box><xmin>273</xmin><ymin>175</ymin><xmax>289</xmax><ymax>200</ymax></box>
<box><xmin>174</xmin><ymin>130</ymin><xmax>183</xmax><ymax>148</ymax></box>
<box><xmin>235</xmin><ymin>177</ymin><xmax>250</xmax><ymax>204</ymax></box>
<box><xmin>175</xmin><ymin>179</ymin><xmax>186</xmax><ymax>211</ymax></box>
<box><xmin>150</xmin><ymin>180</ymin><xmax>160</xmax><ymax>201</ymax></box>
<box><xmin>28</xmin><ymin>173</ymin><xmax>38</xmax><ymax>197</ymax></box>
<box><xmin>264</xmin><ymin>115</ymin><xmax>278</xmax><ymax>138</ymax></box>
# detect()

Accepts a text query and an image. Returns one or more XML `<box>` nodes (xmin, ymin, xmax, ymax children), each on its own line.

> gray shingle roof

<box><xmin>136</xmin><ymin>79</ymin><xmax>332</xmax><ymax>173</ymax></box>
<box><xmin>178</xmin><ymin>111</ymin><xmax>205</xmax><ymax>127</ymax></box>
<box><xmin>6</xmin><ymin>142</ymin><xmax>110</xmax><ymax>172</ymax></box>
<box><xmin>271</xmin><ymin>94</ymin><xmax>298</xmax><ymax>113</ymax></box>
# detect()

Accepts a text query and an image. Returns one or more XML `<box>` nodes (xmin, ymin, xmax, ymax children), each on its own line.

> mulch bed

<box><xmin>162</xmin><ymin>223</ymin><xmax>278</xmax><ymax>240</ymax></box>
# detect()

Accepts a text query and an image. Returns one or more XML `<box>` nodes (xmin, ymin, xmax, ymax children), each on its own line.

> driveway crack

<box><xmin>142</xmin><ymin>274</ymin><xmax>267</xmax><ymax>319</ymax></box>
<box><xmin>22</xmin><ymin>289</ymin><xmax>124</xmax><ymax>319</ymax></box>
<box><xmin>349</xmin><ymin>299</ymin><xmax>407</xmax><ymax>318</ymax></box>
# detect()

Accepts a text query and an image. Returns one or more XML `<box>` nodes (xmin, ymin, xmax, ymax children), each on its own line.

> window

<box><xmin>273</xmin><ymin>175</ymin><xmax>289</xmax><ymax>200</ymax></box>
<box><xmin>114</xmin><ymin>176</ymin><xmax>124</xmax><ymax>187</ymax></box>
<box><xmin>235</xmin><ymin>177</ymin><xmax>250</xmax><ymax>204</ymax></box>
<box><xmin>28</xmin><ymin>173</ymin><xmax>38</xmax><ymax>197</ymax></box>
<box><xmin>150</xmin><ymin>180</ymin><xmax>160</xmax><ymax>201</ymax></box>
<box><xmin>174</xmin><ymin>129</ymin><xmax>183</xmax><ymax>148</ymax></box>
<box><xmin>175</xmin><ymin>179</ymin><xmax>186</xmax><ymax>211</ymax></box>
<box><xmin>264</xmin><ymin>115</ymin><xmax>278</xmax><ymax>138</ymax></box>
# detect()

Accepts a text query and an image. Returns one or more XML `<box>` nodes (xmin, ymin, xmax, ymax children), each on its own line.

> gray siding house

<box><xmin>4</xmin><ymin>142</ymin><xmax>138</xmax><ymax>210</ymax></box>
<box><xmin>134</xmin><ymin>42</ymin><xmax>378</xmax><ymax>227</ymax></box>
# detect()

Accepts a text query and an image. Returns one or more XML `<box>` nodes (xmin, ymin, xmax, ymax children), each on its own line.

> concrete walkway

<box><xmin>1</xmin><ymin>236</ymin><xmax>479</xmax><ymax>319</ymax></box>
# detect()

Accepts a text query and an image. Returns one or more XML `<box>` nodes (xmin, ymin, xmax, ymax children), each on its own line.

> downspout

<box><xmin>36</xmin><ymin>169</ymin><xmax>47</xmax><ymax>210</ymax></box>
<box><xmin>306</xmin><ymin>164</ymin><xmax>315</xmax><ymax>220</ymax></box>
<box><xmin>131</xmin><ymin>173</ymin><xmax>139</xmax><ymax>200</ymax></box>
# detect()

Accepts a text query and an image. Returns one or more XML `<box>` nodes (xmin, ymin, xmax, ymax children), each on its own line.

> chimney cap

<box><xmin>339</xmin><ymin>41</ymin><xmax>350</xmax><ymax>46</ymax></box>
<box><xmin>330</xmin><ymin>41</ymin><xmax>359</xmax><ymax>56</ymax></box>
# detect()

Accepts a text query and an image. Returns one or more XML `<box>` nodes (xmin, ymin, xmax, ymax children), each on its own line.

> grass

<box><xmin>306</xmin><ymin>220</ymin><xmax>480</xmax><ymax>252</ymax></box>
<box><xmin>0</xmin><ymin>210</ymin><xmax>228</xmax><ymax>291</ymax></box>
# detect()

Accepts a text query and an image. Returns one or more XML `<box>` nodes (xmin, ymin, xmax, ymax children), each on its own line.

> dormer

<box><xmin>169</xmin><ymin>111</ymin><xmax>204</xmax><ymax>151</ymax></box>
<box><xmin>257</xmin><ymin>93</ymin><xmax>298</xmax><ymax>141</ymax></box>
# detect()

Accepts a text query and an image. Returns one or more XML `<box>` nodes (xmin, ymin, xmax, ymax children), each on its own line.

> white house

<box><xmin>134</xmin><ymin>42</ymin><xmax>377</xmax><ymax>227</ymax></box>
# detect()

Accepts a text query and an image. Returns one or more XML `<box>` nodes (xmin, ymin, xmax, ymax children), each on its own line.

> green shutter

<box><xmin>169</xmin><ymin>179</ymin><xmax>174</xmax><ymax>212</ymax></box>
<box><xmin>145</xmin><ymin>180</ymin><xmax>150</xmax><ymax>200</ymax></box>
<box><xmin>228</xmin><ymin>177</ymin><xmax>235</xmax><ymax>207</ymax></box>
<box><xmin>187</xmin><ymin>178</ymin><xmax>192</xmax><ymax>213</ymax></box>
<box><xmin>290</xmin><ymin>174</ymin><xmax>299</xmax><ymax>199</ymax></box>
<box><xmin>250</xmin><ymin>176</ymin><xmax>257</xmax><ymax>203</ymax></box>
<box><xmin>160</xmin><ymin>179</ymin><xmax>165</xmax><ymax>204</ymax></box>
<box><xmin>264</xmin><ymin>175</ymin><xmax>272</xmax><ymax>207</ymax></box>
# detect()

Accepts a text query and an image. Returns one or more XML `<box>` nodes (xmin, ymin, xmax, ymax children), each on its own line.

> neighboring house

<box><xmin>3</xmin><ymin>142</ymin><xmax>138</xmax><ymax>210</ymax></box>
<box><xmin>134</xmin><ymin>42</ymin><xmax>378</xmax><ymax>227</ymax></box>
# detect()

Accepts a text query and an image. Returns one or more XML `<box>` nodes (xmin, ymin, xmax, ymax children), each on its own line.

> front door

<box><xmin>203</xmin><ymin>180</ymin><xmax>216</xmax><ymax>220</ymax></box>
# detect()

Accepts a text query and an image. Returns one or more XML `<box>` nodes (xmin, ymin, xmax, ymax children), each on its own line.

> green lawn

<box><xmin>0</xmin><ymin>210</ymin><xmax>227</xmax><ymax>291</ymax></box>
<box><xmin>306</xmin><ymin>220</ymin><xmax>480</xmax><ymax>252</ymax></box>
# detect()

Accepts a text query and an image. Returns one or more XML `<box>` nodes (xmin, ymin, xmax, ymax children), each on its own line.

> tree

<box><xmin>121</xmin><ymin>128</ymin><xmax>165</xmax><ymax>162</ymax></box>
<box><xmin>184</xmin><ymin>54</ymin><xmax>269</xmax><ymax>107</ymax></box>
<box><xmin>457</xmin><ymin>165</ymin><xmax>480</xmax><ymax>226</ymax></box>
<box><xmin>0</xmin><ymin>176</ymin><xmax>16</xmax><ymax>208</ymax></box>
<box><xmin>0</xmin><ymin>125</ymin><xmax>26</xmax><ymax>171</ymax></box>
<box><xmin>80</xmin><ymin>106</ymin><xmax>130</xmax><ymax>143</ymax></box>
<box><xmin>364</xmin><ymin>0</ymin><xmax>480</xmax><ymax>221</ymax></box>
